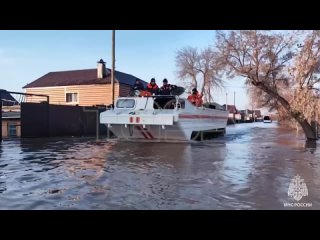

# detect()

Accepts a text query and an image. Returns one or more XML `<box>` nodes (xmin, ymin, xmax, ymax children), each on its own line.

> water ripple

<box><xmin>0</xmin><ymin>123</ymin><xmax>319</xmax><ymax>209</ymax></box>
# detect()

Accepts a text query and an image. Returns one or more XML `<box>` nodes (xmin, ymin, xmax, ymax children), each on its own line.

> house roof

<box><xmin>0</xmin><ymin>89</ymin><xmax>19</xmax><ymax>106</ymax></box>
<box><xmin>203</xmin><ymin>102</ymin><xmax>225</xmax><ymax>110</ymax></box>
<box><xmin>222</xmin><ymin>104</ymin><xmax>238</xmax><ymax>113</ymax></box>
<box><xmin>254</xmin><ymin>110</ymin><xmax>261</xmax><ymax>116</ymax></box>
<box><xmin>238</xmin><ymin>109</ymin><xmax>261</xmax><ymax>115</ymax></box>
<box><xmin>2</xmin><ymin>111</ymin><xmax>20</xmax><ymax>119</ymax></box>
<box><xmin>23</xmin><ymin>68</ymin><xmax>147</xmax><ymax>88</ymax></box>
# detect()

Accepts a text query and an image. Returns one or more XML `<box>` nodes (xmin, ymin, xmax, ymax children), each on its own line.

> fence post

<box><xmin>96</xmin><ymin>109</ymin><xmax>99</xmax><ymax>141</ymax></box>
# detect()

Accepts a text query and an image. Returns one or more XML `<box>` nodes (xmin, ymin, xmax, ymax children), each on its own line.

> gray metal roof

<box><xmin>2</xmin><ymin>111</ymin><xmax>21</xmax><ymax>119</ymax></box>
<box><xmin>0</xmin><ymin>89</ymin><xmax>19</xmax><ymax>106</ymax></box>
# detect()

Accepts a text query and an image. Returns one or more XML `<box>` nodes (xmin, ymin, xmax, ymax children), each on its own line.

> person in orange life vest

<box><xmin>159</xmin><ymin>78</ymin><xmax>177</xmax><ymax>95</ymax></box>
<box><xmin>146</xmin><ymin>78</ymin><xmax>159</xmax><ymax>95</ymax></box>
<box><xmin>187</xmin><ymin>88</ymin><xmax>203</xmax><ymax>107</ymax></box>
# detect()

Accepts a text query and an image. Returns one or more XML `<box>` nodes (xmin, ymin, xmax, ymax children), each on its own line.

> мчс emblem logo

<box><xmin>288</xmin><ymin>175</ymin><xmax>308</xmax><ymax>201</ymax></box>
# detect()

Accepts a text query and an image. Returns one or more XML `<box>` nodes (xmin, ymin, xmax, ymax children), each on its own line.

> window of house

<box><xmin>8</xmin><ymin>123</ymin><xmax>17</xmax><ymax>137</ymax></box>
<box><xmin>66</xmin><ymin>93</ymin><xmax>78</xmax><ymax>103</ymax></box>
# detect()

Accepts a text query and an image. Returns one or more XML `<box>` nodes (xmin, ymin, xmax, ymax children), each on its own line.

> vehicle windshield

<box><xmin>264</xmin><ymin>116</ymin><xmax>270</xmax><ymax>120</ymax></box>
<box><xmin>116</xmin><ymin>99</ymin><xmax>135</xmax><ymax>108</ymax></box>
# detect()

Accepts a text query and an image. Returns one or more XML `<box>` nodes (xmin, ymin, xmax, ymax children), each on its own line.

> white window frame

<box><xmin>65</xmin><ymin>92</ymin><xmax>79</xmax><ymax>104</ymax></box>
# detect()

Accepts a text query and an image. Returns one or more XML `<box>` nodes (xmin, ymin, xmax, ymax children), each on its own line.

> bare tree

<box><xmin>215</xmin><ymin>30</ymin><xmax>319</xmax><ymax>140</ymax></box>
<box><xmin>175</xmin><ymin>46</ymin><xmax>224</xmax><ymax>102</ymax></box>
<box><xmin>248</xmin><ymin>86</ymin><xmax>271</xmax><ymax>109</ymax></box>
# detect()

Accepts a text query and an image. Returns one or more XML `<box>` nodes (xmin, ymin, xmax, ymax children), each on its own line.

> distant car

<box><xmin>255</xmin><ymin>117</ymin><xmax>263</xmax><ymax>122</ymax></box>
<box><xmin>263</xmin><ymin>115</ymin><xmax>272</xmax><ymax>123</ymax></box>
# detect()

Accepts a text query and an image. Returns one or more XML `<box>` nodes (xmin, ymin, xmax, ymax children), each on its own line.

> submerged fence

<box><xmin>1</xmin><ymin>89</ymin><xmax>108</xmax><ymax>140</ymax></box>
<box><xmin>21</xmin><ymin>102</ymin><xmax>107</xmax><ymax>138</ymax></box>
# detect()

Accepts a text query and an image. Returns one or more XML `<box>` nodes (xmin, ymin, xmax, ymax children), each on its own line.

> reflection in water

<box><xmin>305</xmin><ymin>139</ymin><xmax>317</xmax><ymax>154</ymax></box>
<box><xmin>0</xmin><ymin>122</ymin><xmax>319</xmax><ymax>209</ymax></box>
<box><xmin>0</xmin><ymin>143</ymin><xmax>7</xmax><ymax>194</ymax></box>
<box><xmin>60</xmin><ymin>142</ymin><xmax>112</xmax><ymax>183</ymax></box>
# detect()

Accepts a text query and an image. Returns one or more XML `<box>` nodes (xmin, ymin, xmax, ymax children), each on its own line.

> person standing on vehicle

<box><xmin>146</xmin><ymin>78</ymin><xmax>159</xmax><ymax>95</ymax></box>
<box><xmin>187</xmin><ymin>88</ymin><xmax>203</xmax><ymax>107</ymax></box>
<box><xmin>132</xmin><ymin>78</ymin><xmax>145</xmax><ymax>91</ymax></box>
<box><xmin>129</xmin><ymin>78</ymin><xmax>145</xmax><ymax>96</ymax></box>
<box><xmin>159</xmin><ymin>78</ymin><xmax>177</xmax><ymax>95</ymax></box>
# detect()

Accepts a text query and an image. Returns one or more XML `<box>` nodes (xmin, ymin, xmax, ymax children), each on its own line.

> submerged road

<box><xmin>0</xmin><ymin>122</ymin><xmax>319</xmax><ymax>209</ymax></box>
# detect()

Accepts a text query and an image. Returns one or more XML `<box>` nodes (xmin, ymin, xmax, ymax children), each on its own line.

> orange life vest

<box><xmin>139</xmin><ymin>90</ymin><xmax>152</xmax><ymax>97</ymax></box>
<box><xmin>188</xmin><ymin>93</ymin><xmax>203</xmax><ymax>107</ymax></box>
<box><xmin>147</xmin><ymin>83</ymin><xmax>159</xmax><ymax>95</ymax></box>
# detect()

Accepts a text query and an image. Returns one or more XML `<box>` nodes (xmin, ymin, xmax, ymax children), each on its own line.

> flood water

<box><xmin>0</xmin><ymin>122</ymin><xmax>319</xmax><ymax>209</ymax></box>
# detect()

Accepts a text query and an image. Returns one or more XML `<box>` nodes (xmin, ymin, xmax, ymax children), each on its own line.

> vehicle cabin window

<box><xmin>66</xmin><ymin>93</ymin><xmax>78</xmax><ymax>103</ymax></box>
<box><xmin>154</xmin><ymin>97</ymin><xmax>185</xmax><ymax>109</ymax></box>
<box><xmin>264</xmin><ymin>116</ymin><xmax>270</xmax><ymax>120</ymax></box>
<box><xmin>116</xmin><ymin>99</ymin><xmax>135</xmax><ymax>108</ymax></box>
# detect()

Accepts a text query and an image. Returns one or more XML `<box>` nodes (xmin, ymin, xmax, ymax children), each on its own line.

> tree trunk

<box><xmin>296</xmin><ymin>118</ymin><xmax>317</xmax><ymax>140</ymax></box>
<box><xmin>192</xmin><ymin>76</ymin><xmax>198</xmax><ymax>90</ymax></box>
<box><xmin>254</xmin><ymin>81</ymin><xmax>318</xmax><ymax>140</ymax></box>
<box><xmin>200</xmin><ymin>81</ymin><xmax>205</xmax><ymax>96</ymax></box>
<box><xmin>274</xmin><ymin>94</ymin><xmax>317</xmax><ymax>140</ymax></box>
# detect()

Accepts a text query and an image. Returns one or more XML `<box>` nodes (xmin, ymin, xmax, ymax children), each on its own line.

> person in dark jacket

<box><xmin>146</xmin><ymin>78</ymin><xmax>159</xmax><ymax>95</ymax></box>
<box><xmin>132</xmin><ymin>78</ymin><xmax>145</xmax><ymax>91</ymax></box>
<box><xmin>159</xmin><ymin>78</ymin><xmax>177</xmax><ymax>95</ymax></box>
<box><xmin>129</xmin><ymin>78</ymin><xmax>145</xmax><ymax>96</ymax></box>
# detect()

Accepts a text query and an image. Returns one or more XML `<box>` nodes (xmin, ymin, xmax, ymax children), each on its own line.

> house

<box><xmin>222</xmin><ymin>104</ymin><xmax>238</xmax><ymax>114</ymax></box>
<box><xmin>202</xmin><ymin>102</ymin><xmax>225</xmax><ymax>110</ymax></box>
<box><xmin>1</xmin><ymin>89</ymin><xmax>21</xmax><ymax>138</ymax></box>
<box><xmin>0</xmin><ymin>89</ymin><xmax>19</xmax><ymax>106</ymax></box>
<box><xmin>23</xmin><ymin>59</ymin><xmax>147</xmax><ymax>106</ymax></box>
<box><xmin>238</xmin><ymin>109</ymin><xmax>262</xmax><ymax>122</ymax></box>
<box><xmin>253</xmin><ymin>110</ymin><xmax>263</xmax><ymax>122</ymax></box>
<box><xmin>254</xmin><ymin>110</ymin><xmax>262</xmax><ymax>118</ymax></box>
<box><xmin>1</xmin><ymin>111</ymin><xmax>21</xmax><ymax>137</ymax></box>
<box><xmin>222</xmin><ymin>104</ymin><xmax>241</xmax><ymax>123</ymax></box>
<box><xmin>239</xmin><ymin>109</ymin><xmax>254</xmax><ymax>122</ymax></box>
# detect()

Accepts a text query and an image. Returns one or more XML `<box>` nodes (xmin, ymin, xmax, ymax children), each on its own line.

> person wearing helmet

<box><xmin>146</xmin><ymin>78</ymin><xmax>159</xmax><ymax>95</ymax></box>
<box><xmin>187</xmin><ymin>88</ymin><xmax>203</xmax><ymax>107</ymax></box>
<box><xmin>159</xmin><ymin>78</ymin><xmax>177</xmax><ymax>95</ymax></box>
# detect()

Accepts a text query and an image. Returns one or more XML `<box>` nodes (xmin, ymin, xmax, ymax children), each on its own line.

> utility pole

<box><xmin>225</xmin><ymin>92</ymin><xmax>228</xmax><ymax>111</ymax></box>
<box><xmin>252</xmin><ymin>104</ymin><xmax>254</xmax><ymax>122</ymax></box>
<box><xmin>111</xmin><ymin>30</ymin><xmax>115</xmax><ymax>107</ymax></box>
<box><xmin>233</xmin><ymin>91</ymin><xmax>236</xmax><ymax>123</ymax></box>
